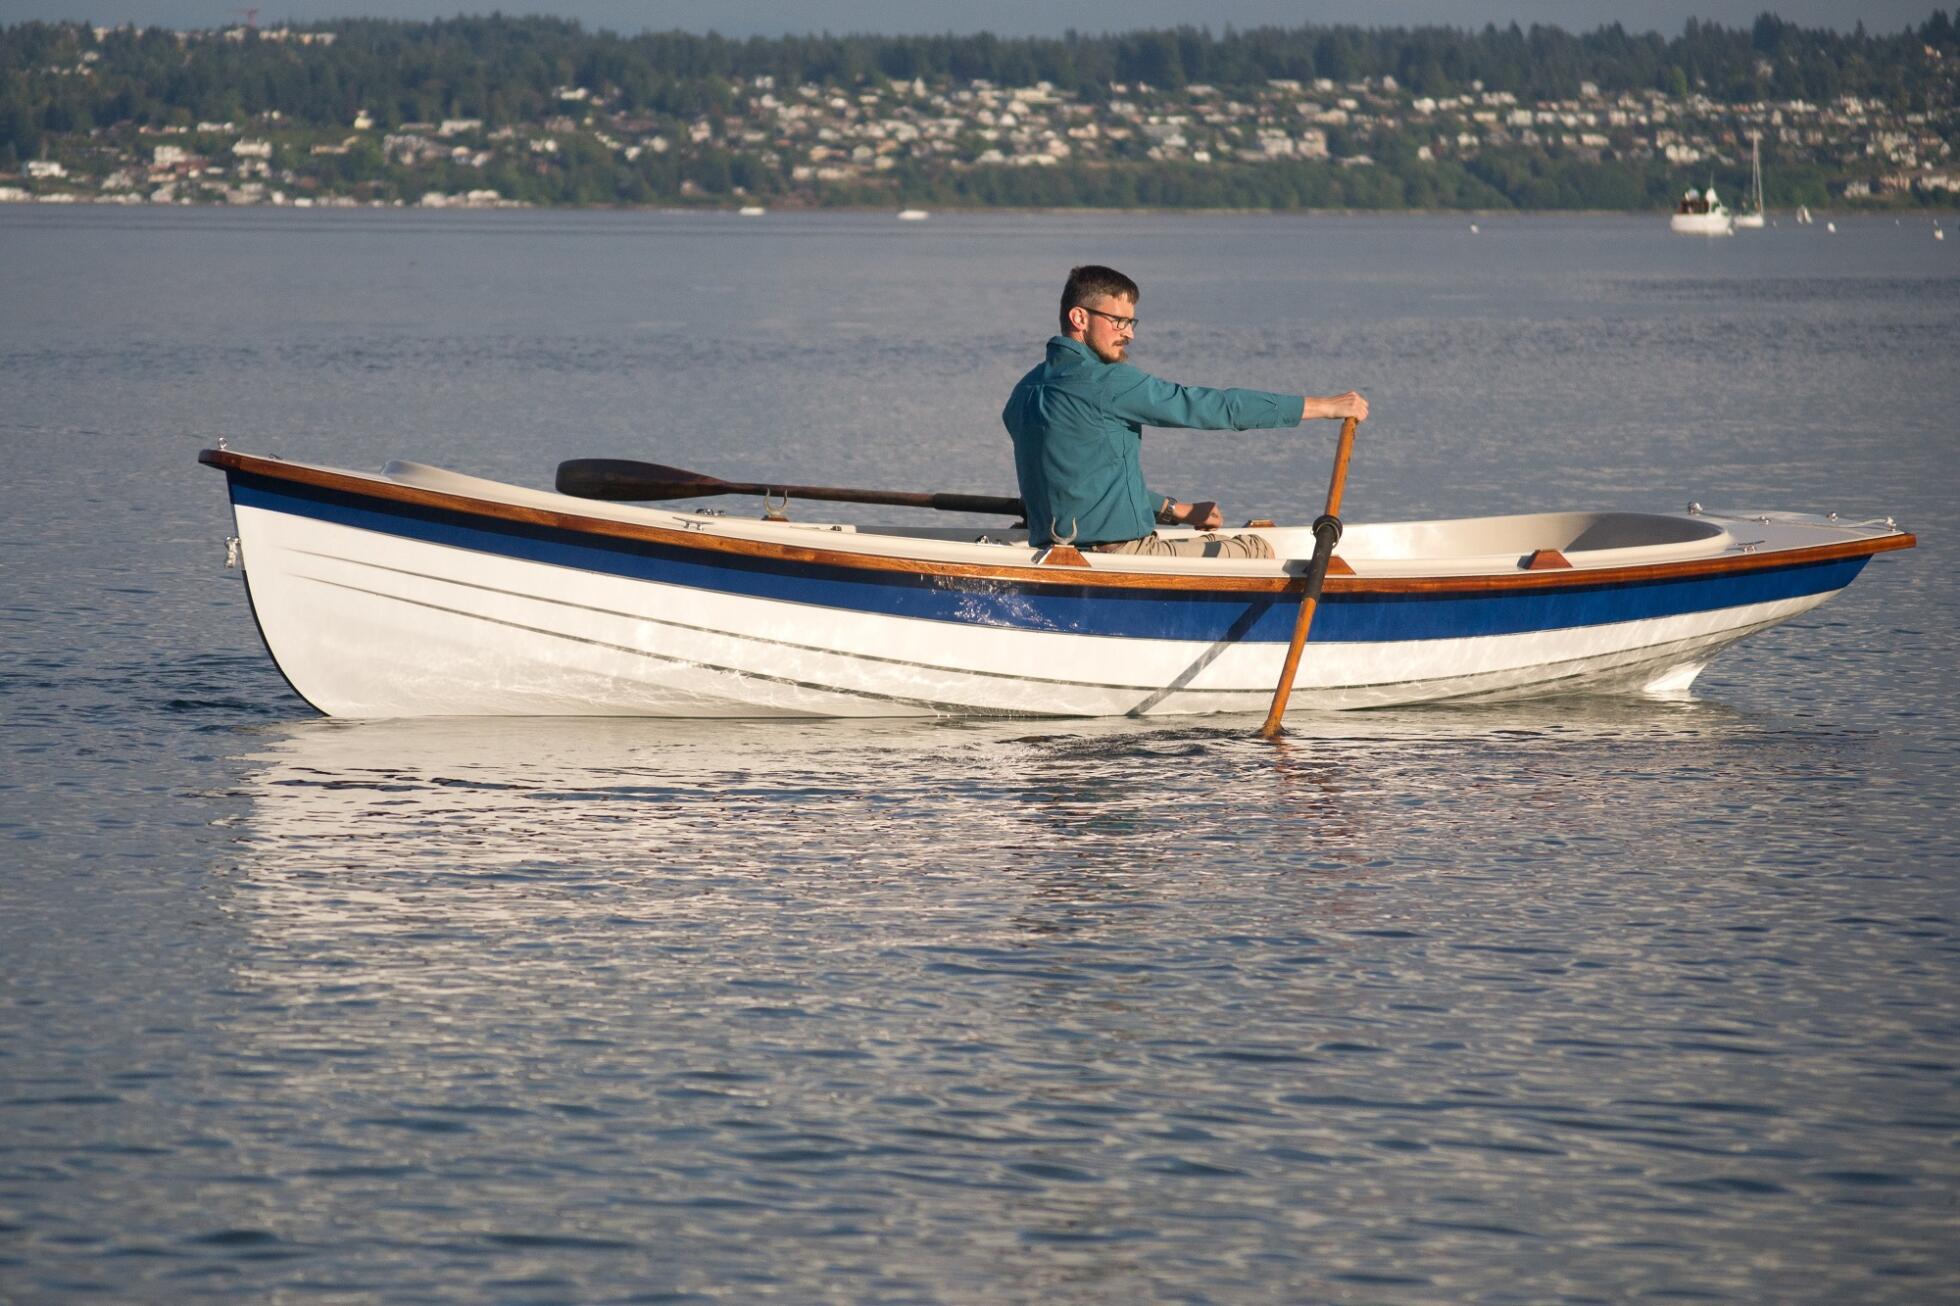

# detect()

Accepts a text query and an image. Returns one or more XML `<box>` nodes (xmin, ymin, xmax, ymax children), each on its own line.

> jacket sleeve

<box><xmin>1102</xmin><ymin>365</ymin><xmax>1304</xmax><ymax>432</ymax></box>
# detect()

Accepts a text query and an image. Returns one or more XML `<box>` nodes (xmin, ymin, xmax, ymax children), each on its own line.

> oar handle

<box><xmin>1258</xmin><ymin>415</ymin><xmax>1359</xmax><ymax>739</ymax></box>
<box><xmin>1323</xmin><ymin>414</ymin><xmax>1358</xmax><ymax>519</ymax></box>
<box><xmin>557</xmin><ymin>458</ymin><xmax>1026</xmax><ymax>517</ymax></box>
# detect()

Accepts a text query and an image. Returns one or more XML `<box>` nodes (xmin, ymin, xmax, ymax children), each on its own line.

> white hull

<box><xmin>1733</xmin><ymin>212</ymin><xmax>1765</xmax><ymax>229</ymax></box>
<box><xmin>1670</xmin><ymin>212</ymin><xmax>1734</xmax><ymax>236</ymax></box>
<box><xmin>207</xmin><ymin>452</ymin><xmax>1912</xmax><ymax>720</ymax></box>
<box><xmin>234</xmin><ymin>503</ymin><xmax>1834</xmax><ymax>717</ymax></box>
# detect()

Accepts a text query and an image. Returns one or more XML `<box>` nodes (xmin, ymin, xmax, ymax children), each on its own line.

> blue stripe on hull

<box><xmin>231</xmin><ymin>474</ymin><xmax>1868</xmax><ymax>645</ymax></box>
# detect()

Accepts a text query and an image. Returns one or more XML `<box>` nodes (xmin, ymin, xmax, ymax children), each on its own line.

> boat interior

<box><xmin>849</xmin><ymin>511</ymin><xmax>1739</xmax><ymax>574</ymax></box>
<box><xmin>377</xmin><ymin>460</ymin><xmax>1786</xmax><ymax>577</ymax></box>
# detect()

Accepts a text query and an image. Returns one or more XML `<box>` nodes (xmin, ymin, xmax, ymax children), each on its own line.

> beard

<box><xmin>1090</xmin><ymin>339</ymin><xmax>1128</xmax><ymax>363</ymax></box>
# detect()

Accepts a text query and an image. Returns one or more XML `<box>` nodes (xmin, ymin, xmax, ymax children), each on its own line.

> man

<box><xmin>1002</xmin><ymin>265</ymin><xmax>1369</xmax><ymax>559</ymax></box>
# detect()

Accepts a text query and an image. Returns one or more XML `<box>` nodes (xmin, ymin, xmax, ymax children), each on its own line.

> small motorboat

<box><xmin>1671</xmin><ymin>184</ymin><xmax>1734</xmax><ymax>236</ymax></box>
<box><xmin>199</xmin><ymin>449</ymin><xmax>1913</xmax><ymax>719</ymax></box>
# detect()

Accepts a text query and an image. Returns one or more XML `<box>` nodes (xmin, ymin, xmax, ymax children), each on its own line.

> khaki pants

<box><xmin>1086</xmin><ymin>532</ymin><xmax>1276</xmax><ymax>560</ymax></box>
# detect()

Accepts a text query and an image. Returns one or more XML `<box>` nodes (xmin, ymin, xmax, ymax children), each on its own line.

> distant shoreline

<box><xmin>5</xmin><ymin>199</ymin><xmax>1944</xmax><ymax>218</ymax></box>
<box><xmin>9</xmin><ymin>16</ymin><xmax>1954</xmax><ymax>218</ymax></box>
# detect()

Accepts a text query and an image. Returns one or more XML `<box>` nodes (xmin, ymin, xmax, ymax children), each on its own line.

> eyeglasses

<box><xmin>1082</xmin><ymin>307</ymin><xmax>1140</xmax><ymax>331</ymax></box>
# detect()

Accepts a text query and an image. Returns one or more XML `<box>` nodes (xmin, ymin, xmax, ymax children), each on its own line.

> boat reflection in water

<box><xmin>221</xmin><ymin>699</ymin><xmax>1767</xmax><ymax>950</ymax></box>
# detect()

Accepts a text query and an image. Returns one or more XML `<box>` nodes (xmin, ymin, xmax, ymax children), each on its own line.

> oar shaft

<box><xmin>556</xmin><ymin>458</ymin><xmax>1025</xmax><ymax>517</ymax></box>
<box><xmin>1323</xmin><ymin>415</ymin><xmax>1358</xmax><ymax>519</ymax></box>
<box><xmin>1258</xmin><ymin>416</ymin><xmax>1359</xmax><ymax>739</ymax></box>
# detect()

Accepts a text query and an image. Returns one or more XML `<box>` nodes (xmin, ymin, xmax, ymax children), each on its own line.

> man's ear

<box><xmin>1065</xmin><ymin>305</ymin><xmax>1086</xmax><ymax>332</ymax></box>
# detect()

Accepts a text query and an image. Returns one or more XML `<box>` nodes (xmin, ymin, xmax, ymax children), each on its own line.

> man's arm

<box><xmin>1150</xmin><ymin>396</ymin><xmax>1367</xmax><ymax>532</ymax></box>
<box><xmin>1104</xmin><ymin>369</ymin><xmax>1369</xmax><ymax>430</ymax></box>
<box><xmin>1303</xmin><ymin>392</ymin><xmax>1370</xmax><ymax>422</ymax></box>
<box><xmin>1157</xmin><ymin>499</ymin><xmax>1224</xmax><ymax>530</ymax></box>
<box><xmin>1103</xmin><ymin>368</ymin><xmax>1305</xmax><ymax>431</ymax></box>
<box><xmin>1153</xmin><ymin>394</ymin><xmax>1368</xmax><ymax>529</ymax></box>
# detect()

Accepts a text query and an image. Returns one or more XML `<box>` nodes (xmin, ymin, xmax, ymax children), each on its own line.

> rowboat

<box><xmin>199</xmin><ymin>448</ymin><xmax>1913</xmax><ymax>719</ymax></box>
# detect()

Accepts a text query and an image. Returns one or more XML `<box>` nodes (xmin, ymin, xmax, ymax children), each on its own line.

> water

<box><xmin>2</xmin><ymin>207</ymin><xmax>1956</xmax><ymax>1302</ymax></box>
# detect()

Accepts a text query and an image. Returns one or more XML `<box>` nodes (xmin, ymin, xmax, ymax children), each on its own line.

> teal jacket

<box><xmin>1002</xmin><ymin>336</ymin><xmax>1305</xmax><ymax>547</ymax></box>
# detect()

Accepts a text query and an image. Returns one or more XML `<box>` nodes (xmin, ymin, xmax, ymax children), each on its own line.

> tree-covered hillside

<box><xmin>3</xmin><ymin>13</ymin><xmax>1954</xmax><ymax>211</ymax></box>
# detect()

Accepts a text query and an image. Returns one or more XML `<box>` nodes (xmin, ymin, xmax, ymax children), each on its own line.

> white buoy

<box><xmin>1826</xmin><ymin>221</ymin><xmax>1836</xmax><ymax>233</ymax></box>
<box><xmin>1469</xmin><ymin>223</ymin><xmax>1479</xmax><ymax>234</ymax></box>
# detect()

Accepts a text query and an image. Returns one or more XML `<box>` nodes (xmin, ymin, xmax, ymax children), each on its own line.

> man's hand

<box><xmin>1303</xmin><ymin>392</ymin><xmax>1369</xmax><ymax>423</ymax></box>
<box><xmin>1163</xmin><ymin>500</ymin><xmax>1223</xmax><ymax>530</ymax></box>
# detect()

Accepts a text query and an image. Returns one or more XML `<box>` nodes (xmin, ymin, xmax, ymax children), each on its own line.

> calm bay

<box><xmin>1</xmin><ymin>205</ymin><xmax>1955</xmax><ymax>1302</ymax></box>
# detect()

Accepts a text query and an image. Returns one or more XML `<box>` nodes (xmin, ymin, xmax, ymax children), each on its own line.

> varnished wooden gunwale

<box><xmin>200</xmin><ymin>449</ymin><xmax>1917</xmax><ymax>597</ymax></box>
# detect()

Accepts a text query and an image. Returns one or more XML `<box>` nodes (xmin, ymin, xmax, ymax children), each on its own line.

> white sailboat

<box><xmin>1734</xmin><ymin>133</ymin><xmax>1766</xmax><ymax>229</ymax></box>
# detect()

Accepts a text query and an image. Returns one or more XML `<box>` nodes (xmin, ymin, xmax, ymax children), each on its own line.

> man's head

<box><xmin>1060</xmin><ymin>264</ymin><xmax>1139</xmax><ymax>363</ymax></box>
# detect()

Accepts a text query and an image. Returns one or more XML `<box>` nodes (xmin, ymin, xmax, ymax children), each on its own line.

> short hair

<box><xmin>1060</xmin><ymin>264</ymin><xmax>1139</xmax><ymax>332</ymax></box>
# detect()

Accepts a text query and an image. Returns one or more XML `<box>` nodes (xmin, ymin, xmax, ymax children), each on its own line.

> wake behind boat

<box><xmin>198</xmin><ymin>449</ymin><xmax>1913</xmax><ymax>720</ymax></box>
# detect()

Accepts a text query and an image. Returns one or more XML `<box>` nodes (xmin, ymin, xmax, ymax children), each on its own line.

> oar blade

<box><xmin>556</xmin><ymin>459</ymin><xmax>730</xmax><ymax>501</ymax></box>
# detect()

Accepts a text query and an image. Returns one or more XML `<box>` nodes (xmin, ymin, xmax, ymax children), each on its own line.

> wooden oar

<box><xmin>1257</xmin><ymin>416</ymin><xmax>1360</xmax><ymax>739</ymax></box>
<box><xmin>555</xmin><ymin>458</ymin><xmax>1025</xmax><ymax>517</ymax></box>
